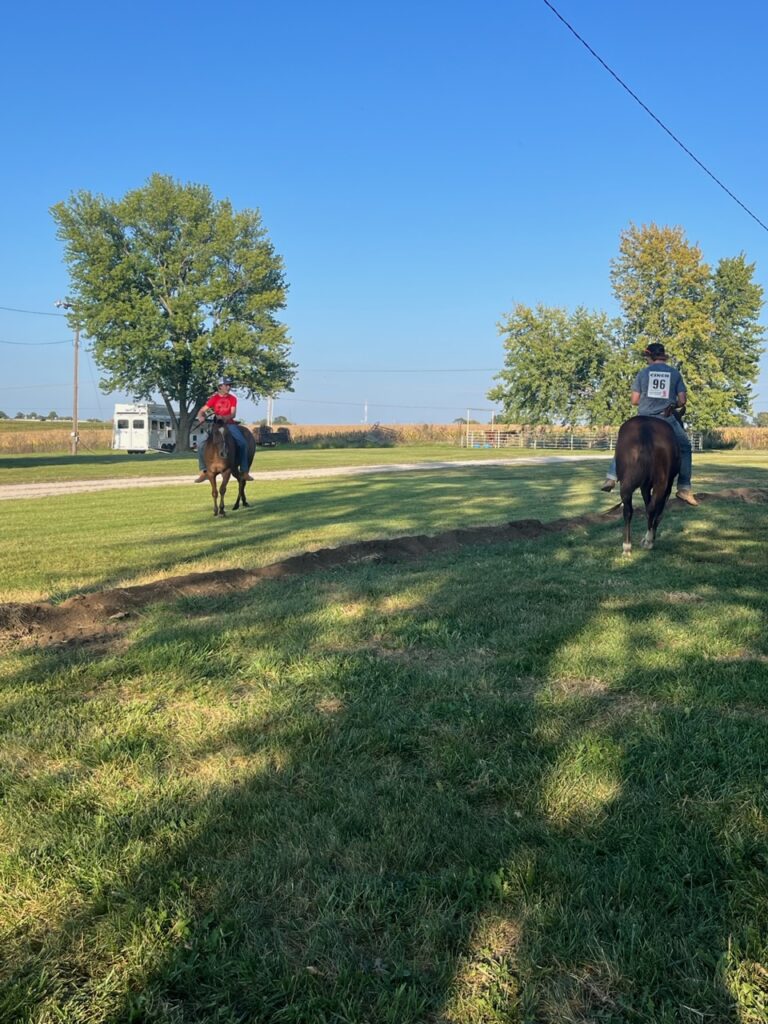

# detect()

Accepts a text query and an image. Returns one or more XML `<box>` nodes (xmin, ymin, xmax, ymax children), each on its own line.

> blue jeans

<box><xmin>606</xmin><ymin>416</ymin><xmax>692</xmax><ymax>489</ymax></box>
<box><xmin>198</xmin><ymin>423</ymin><xmax>249</xmax><ymax>473</ymax></box>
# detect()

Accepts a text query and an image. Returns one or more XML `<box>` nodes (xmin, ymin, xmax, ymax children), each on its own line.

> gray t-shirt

<box><xmin>632</xmin><ymin>361</ymin><xmax>686</xmax><ymax>416</ymax></box>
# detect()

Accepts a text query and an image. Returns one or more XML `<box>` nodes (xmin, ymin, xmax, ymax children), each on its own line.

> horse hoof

<box><xmin>622</xmin><ymin>543</ymin><xmax>632</xmax><ymax>557</ymax></box>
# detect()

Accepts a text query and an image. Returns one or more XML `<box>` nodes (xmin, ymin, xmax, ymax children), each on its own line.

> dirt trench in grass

<box><xmin>2</xmin><ymin>488</ymin><xmax>766</xmax><ymax>649</ymax></box>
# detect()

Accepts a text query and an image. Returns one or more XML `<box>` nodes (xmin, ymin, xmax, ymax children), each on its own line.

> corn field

<box><xmin>1</xmin><ymin>421</ymin><xmax>767</xmax><ymax>454</ymax></box>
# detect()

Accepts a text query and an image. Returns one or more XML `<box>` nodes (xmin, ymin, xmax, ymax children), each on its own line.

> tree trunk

<box><xmin>160</xmin><ymin>393</ymin><xmax>196</xmax><ymax>451</ymax></box>
<box><xmin>176</xmin><ymin>406</ymin><xmax>196</xmax><ymax>451</ymax></box>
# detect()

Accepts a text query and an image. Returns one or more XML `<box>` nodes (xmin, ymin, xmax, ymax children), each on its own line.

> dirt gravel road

<box><xmin>0</xmin><ymin>455</ymin><xmax>609</xmax><ymax>500</ymax></box>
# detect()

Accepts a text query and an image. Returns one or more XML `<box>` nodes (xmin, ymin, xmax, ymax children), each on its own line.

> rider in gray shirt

<box><xmin>601</xmin><ymin>343</ymin><xmax>698</xmax><ymax>506</ymax></box>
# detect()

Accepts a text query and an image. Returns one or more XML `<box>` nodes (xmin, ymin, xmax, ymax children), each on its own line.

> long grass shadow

<box><xmin>1</xmin><ymin>497</ymin><xmax>766</xmax><ymax>1020</ymax></box>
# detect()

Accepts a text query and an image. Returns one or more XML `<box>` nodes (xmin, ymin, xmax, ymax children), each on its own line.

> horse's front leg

<box><xmin>209</xmin><ymin>474</ymin><xmax>220</xmax><ymax>517</ymax></box>
<box><xmin>218</xmin><ymin>470</ymin><xmax>231</xmax><ymax>516</ymax></box>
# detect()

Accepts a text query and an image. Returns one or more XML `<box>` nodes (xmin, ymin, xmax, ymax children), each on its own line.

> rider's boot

<box><xmin>194</xmin><ymin>471</ymin><xmax>208</xmax><ymax>483</ymax></box>
<box><xmin>676</xmin><ymin>489</ymin><xmax>699</xmax><ymax>506</ymax></box>
<box><xmin>600</xmin><ymin>477</ymin><xmax>617</xmax><ymax>492</ymax></box>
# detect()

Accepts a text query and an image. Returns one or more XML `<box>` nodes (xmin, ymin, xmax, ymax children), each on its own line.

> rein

<box><xmin>661</xmin><ymin>403</ymin><xmax>684</xmax><ymax>424</ymax></box>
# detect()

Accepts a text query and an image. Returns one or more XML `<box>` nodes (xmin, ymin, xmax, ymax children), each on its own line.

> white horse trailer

<box><xmin>112</xmin><ymin>403</ymin><xmax>176</xmax><ymax>453</ymax></box>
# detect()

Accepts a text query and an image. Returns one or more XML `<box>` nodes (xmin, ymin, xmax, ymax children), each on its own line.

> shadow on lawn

<box><xmin>2</xmin><ymin>498</ymin><xmax>767</xmax><ymax>1021</ymax></box>
<box><xmin>0</xmin><ymin>451</ymin><xmax>196</xmax><ymax>472</ymax></box>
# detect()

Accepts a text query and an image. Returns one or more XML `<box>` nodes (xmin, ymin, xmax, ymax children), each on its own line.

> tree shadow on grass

<box><xmin>1</xmin><ymin>497</ymin><xmax>766</xmax><ymax>1021</ymax></box>
<box><xmin>0</xmin><ymin>451</ymin><xmax>194</xmax><ymax>472</ymax></box>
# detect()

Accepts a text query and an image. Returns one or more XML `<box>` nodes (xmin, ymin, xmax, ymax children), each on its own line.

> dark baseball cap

<box><xmin>643</xmin><ymin>343</ymin><xmax>667</xmax><ymax>359</ymax></box>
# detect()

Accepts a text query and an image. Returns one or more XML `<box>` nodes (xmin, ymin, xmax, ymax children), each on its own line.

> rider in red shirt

<box><xmin>194</xmin><ymin>378</ymin><xmax>254</xmax><ymax>482</ymax></box>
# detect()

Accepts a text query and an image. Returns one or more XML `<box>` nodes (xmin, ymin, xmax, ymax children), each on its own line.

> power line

<box><xmin>0</xmin><ymin>338</ymin><xmax>72</xmax><ymax>346</ymax></box>
<box><xmin>277</xmin><ymin>395</ymin><xmax>495</xmax><ymax>412</ymax></box>
<box><xmin>0</xmin><ymin>383</ymin><xmax>74</xmax><ymax>391</ymax></box>
<box><xmin>83</xmin><ymin>347</ymin><xmax>106</xmax><ymax>419</ymax></box>
<box><xmin>0</xmin><ymin>304</ymin><xmax>67</xmax><ymax>317</ymax></box>
<box><xmin>0</xmin><ymin>384</ymin><xmax>496</xmax><ymax>414</ymax></box>
<box><xmin>299</xmin><ymin>367</ymin><xmax>501</xmax><ymax>373</ymax></box>
<box><xmin>541</xmin><ymin>0</ymin><xmax>768</xmax><ymax>234</ymax></box>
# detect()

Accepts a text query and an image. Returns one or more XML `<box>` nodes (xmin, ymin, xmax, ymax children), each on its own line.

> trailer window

<box><xmin>133</xmin><ymin>419</ymin><xmax>145</xmax><ymax>429</ymax></box>
<box><xmin>117</xmin><ymin>419</ymin><xmax>129</xmax><ymax>429</ymax></box>
<box><xmin>151</xmin><ymin>419</ymin><xmax>158</xmax><ymax>429</ymax></box>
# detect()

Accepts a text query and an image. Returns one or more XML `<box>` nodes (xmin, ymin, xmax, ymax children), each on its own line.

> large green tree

<box><xmin>488</xmin><ymin>304</ymin><xmax>619</xmax><ymax>424</ymax></box>
<box><xmin>51</xmin><ymin>174</ymin><xmax>295</xmax><ymax>446</ymax></box>
<box><xmin>610</xmin><ymin>223</ymin><xmax>764</xmax><ymax>429</ymax></box>
<box><xmin>710</xmin><ymin>253</ymin><xmax>764</xmax><ymax>421</ymax></box>
<box><xmin>586</xmin><ymin>343</ymin><xmax>637</xmax><ymax>427</ymax></box>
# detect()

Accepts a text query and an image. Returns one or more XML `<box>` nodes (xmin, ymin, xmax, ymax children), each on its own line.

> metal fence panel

<box><xmin>463</xmin><ymin>429</ymin><xmax>703</xmax><ymax>451</ymax></box>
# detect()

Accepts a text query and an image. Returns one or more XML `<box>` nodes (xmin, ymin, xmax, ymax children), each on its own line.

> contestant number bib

<box><xmin>648</xmin><ymin>371</ymin><xmax>671</xmax><ymax>400</ymax></box>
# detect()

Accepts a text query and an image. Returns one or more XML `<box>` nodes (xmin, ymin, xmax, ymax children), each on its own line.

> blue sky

<box><xmin>2</xmin><ymin>0</ymin><xmax>767</xmax><ymax>425</ymax></box>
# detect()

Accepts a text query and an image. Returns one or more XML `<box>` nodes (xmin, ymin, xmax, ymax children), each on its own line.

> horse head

<box><xmin>207</xmin><ymin>417</ymin><xmax>231</xmax><ymax>461</ymax></box>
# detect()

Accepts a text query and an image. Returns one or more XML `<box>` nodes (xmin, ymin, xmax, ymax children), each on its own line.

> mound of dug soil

<box><xmin>2</xmin><ymin>488</ymin><xmax>765</xmax><ymax>649</ymax></box>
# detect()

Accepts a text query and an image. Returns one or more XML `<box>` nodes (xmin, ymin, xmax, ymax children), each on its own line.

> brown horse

<box><xmin>615</xmin><ymin>410</ymin><xmax>681</xmax><ymax>556</ymax></box>
<box><xmin>201</xmin><ymin>418</ymin><xmax>256</xmax><ymax>517</ymax></box>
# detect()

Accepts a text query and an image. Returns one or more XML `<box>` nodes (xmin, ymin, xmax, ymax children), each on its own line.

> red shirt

<box><xmin>205</xmin><ymin>392</ymin><xmax>237</xmax><ymax>420</ymax></box>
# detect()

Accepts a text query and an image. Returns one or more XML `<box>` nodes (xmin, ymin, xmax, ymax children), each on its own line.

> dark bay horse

<box><xmin>615</xmin><ymin>411</ymin><xmax>681</xmax><ymax>555</ymax></box>
<box><xmin>201</xmin><ymin>418</ymin><xmax>256</xmax><ymax>517</ymax></box>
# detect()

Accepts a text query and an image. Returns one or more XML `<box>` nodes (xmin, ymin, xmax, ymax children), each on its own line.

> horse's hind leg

<box><xmin>232</xmin><ymin>475</ymin><xmax>246</xmax><ymax>511</ymax></box>
<box><xmin>621</xmin><ymin>491</ymin><xmax>634</xmax><ymax>556</ymax></box>
<box><xmin>640</xmin><ymin>482</ymin><xmax>654</xmax><ymax>549</ymax></box>
<box><xmin>210</xmin><ymin>476</ymin><xmax>219</xmax><ymax>517</ymax></box>
<box><xmin>643</xmin><ymin>486</ymin><xmax>673</xmax><ymax>549</ymax></box>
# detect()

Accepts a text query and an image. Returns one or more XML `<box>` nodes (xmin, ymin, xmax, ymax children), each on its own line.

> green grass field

<box><xmin>0</xmin><ymin>445</ymin><xmax>605</xmax><ymax>485</ymax></box>
<box><xmin>2</xmin><ymin>449</ymin><xmax>767</xmax><ymax>1022</ymax></box>
<box><xmin>0</xmin><ymin>419</ymin><xmax>107</xmax><ymax>430</ymax></box>
<box><xmin>1</xmin><ymin>450</ymin><xmax>766</xmax><ymax>603</ymax></box>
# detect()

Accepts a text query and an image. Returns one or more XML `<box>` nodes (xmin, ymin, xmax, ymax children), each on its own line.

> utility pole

<box><xmin>55</xmin><ymin>300</ymin><xmax>79</xmax><ymax>455</ymax></box>
<box><xmin>266</xmin><ymin>396</ymin><xmax>273</xmax><ymax>427</ymax></box>
<box><xmin>363</xmin><ymin>399</ymin><xmax>368</xmax><ymax>424</ymax></box>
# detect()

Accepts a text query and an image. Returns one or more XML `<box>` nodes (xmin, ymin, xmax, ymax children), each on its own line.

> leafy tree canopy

<box><xmin>51</xmin><ymin>174</ymin><xmax>295</xmax><ymax>442</ymax></box>
<box><xmin>489</xmin><ymin>223</ymin><xmax>765</xmax><ymax>430</ymax></box>
<box><xmin>488</xmin><ymin>304</ymin><xmax>621</xmax><ymax>425</ymax></box>
<box><xmin>611</xmin><ymin>224</ymin><xmax>764</xmax><ymax>429</ymax></box>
